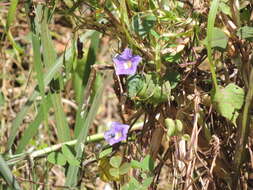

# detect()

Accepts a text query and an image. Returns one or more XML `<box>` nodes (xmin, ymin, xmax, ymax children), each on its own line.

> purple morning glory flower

<box><xmin>113</xmin><ymin>48</ymin><xmax>142</xmax><ymax>75</ymax></box>
<box><xmin>104</xmin><ymin>122</ymin><xmax>130</xmax><ymax>145</ymax></box>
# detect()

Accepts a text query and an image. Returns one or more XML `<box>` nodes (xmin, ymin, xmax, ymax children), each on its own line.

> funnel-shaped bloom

<box><xmin>104</xmin><ymin>122</ymin><xmax>130</xmax><ymax>145</ymax></box>
<box><xmin>113</xmin><ymin>48</ymin><xmax>142</xmax><ymax>75</ymax></box>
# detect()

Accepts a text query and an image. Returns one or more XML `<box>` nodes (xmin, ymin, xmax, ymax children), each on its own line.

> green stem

<box><xmin>6</xmin><ymin>122</ymin><xmax>143</xmax><ymax>166</ymax></box>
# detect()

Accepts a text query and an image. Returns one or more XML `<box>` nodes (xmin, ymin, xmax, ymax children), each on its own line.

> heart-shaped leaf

<box><xmin>204</xmin><ymin>27</ymin><xmax>228</xmax><ymax>50</ymax></box>
<box><xmin>132</xmin><ymin>13</ymin><xmax>157</xmax><ymax>37</ymax></box>
<box><xmin>142</xmin><ymin>177</ymin><xmax>153</xmax><ymax>187</ymax></box>
<box><xmin>99</xmin><ymin>148</ymin><xmax>113</xmax><ymax>159</ymax></box>
<box><xmin>61</xmin><ymin>145</ymin><xmax>80</xmax><ymax>166</ymax></box>
<box><xmin>131</xmin><ymin>160</ymin><xmax>142</xmax><ymax>169</ymax></box>
<box><xmin>109</xmin><ymin>168</ymin><xmax>120</xmax><ymax>178</ymax></box>
<box><xmin>212</xmin><ymin>83</ymin><xmax>245</xmax><ymax>124</ymax></box>
<box><xmin>47</xmin><ymin>152</ymin><xmax>67</xmax><ymax>166</ymax></box>
<box><xmin>140</xmin><ymin>155</ymin><xmax>154</xmax><ymax>171</ymax></box>
<box><xmin>119</xmin><ymin>163</ymin><xmax>130</xmax><ymax>175</ymax></box>
<box><xmin>237</xmin><ymin>26</ymin><xmax>253</xmax><ymax>41</ymax></box>
<box><xmin>110</xmin><ymin>156</ymin><xmax>122</xmax><ymax>168</ymax></box>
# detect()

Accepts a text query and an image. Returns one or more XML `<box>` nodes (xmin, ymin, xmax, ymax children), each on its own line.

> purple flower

<box><xmin>104</xmin><ymin>122</ymin><xmax>130</xmax><ymax>145</ymax></box>
<box><xmin>113</xmin><ymin>48</ymin><xmax>142</xmax><ymax>75</ymax></box>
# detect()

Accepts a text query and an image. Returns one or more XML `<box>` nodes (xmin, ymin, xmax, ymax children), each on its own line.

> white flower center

<box><xmin>115</xmin><ymin>132</ymin><xmax>122</xmax><ymax>139</ymax></box>
<box><xmin>124</xmin><ymin>61</ymin><xmax>132</xmax><ymax>69</ymax></box>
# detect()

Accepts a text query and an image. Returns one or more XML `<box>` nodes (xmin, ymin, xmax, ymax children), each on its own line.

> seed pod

<box><xmin>165</xmin><ymin>118</ymin><xmax>176</xmax><ymax>137</ymax></box>
<box><xmin>175</xmin><ymin>119</ymin><xmax>183</xmax><ymax>133</ymax></box>
<box><xmin>165</xmin><ymin>118</ymin><xmax>183</xmax><ymax>137</ymax></box>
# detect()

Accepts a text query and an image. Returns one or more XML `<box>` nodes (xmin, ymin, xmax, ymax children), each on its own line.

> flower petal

<box><xmin>113</xmin><ymin>48</ymin><xmax>142</xmax><ymax>76</ymax></box>
<box><xmin>131</xmin><ymin>55</ymin><xmax>142</xmax><ymax>65</ymax></box>
<box><xmin>104</xmin><ymin>122</ymin><xmax>130</xmax><ymax>145</ymax></box>
<box><xmin>120</xmin><ymin>48</ymin><xmax>132</xmax><ymax>59</ymax></box>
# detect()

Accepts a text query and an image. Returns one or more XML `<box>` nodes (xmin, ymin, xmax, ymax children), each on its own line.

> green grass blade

<box><xmin>31</xmin><ymin>32</ymin><xmax>45</xmax><ymax>96</ymax></box>
<box><xmin>6</xmin><ymin>46</ymin><xmax>73</xmax><ymax>152</ymax></box>
<box><xmin>6</xmin><ymin>0</ymin><xmax>19</xmax><ymax>31</ymax></box>
<box><xmin>74</xmin><ymin>31</ymin><xmax>100</xmax><ymax>137</ymax></box>
<box><xmin>6</xmin><ymin>30</ymin><xmax>24</xmax><ymax>54</ymax></box>
<box><xmin>38</xmin><ymin>5</ymin><xmax>71</xmax><ymax>142</ymax></box>
<box><xmin>30</xmin><ymin>31</ymin><xmax>48</xmax><ymax>126</ymax></box>
<box><xmin>38</xmin><ymin>6</ymin><xmax>57</xmax><ymax>67</ymax></box>
<box><xmin>15</xmin><ymin>95</ymin><xmax>52</xmax><ymax>154</ymax></box>
<box><xmin>207</xmin><ymin>0</ymin><xmax>220</xmax><ymax>90</ymax></box>
<box><xmin>72</xmin><ymin>31</ymin><xmax>98</xmax><ymax>105</ymax></box>
<box><xmin>6</xmin><ymin>92</ymin><xmax>39</xmax><ymax>152</ymax></box>
<box><xmin>0</xmin><ymin>155</ymin><xmax>21</xmax><ymax>190</ymax></box>
<box><xmin>65</xmin><ymin>73</ymin><xmax>109</xmax><ymax>187</ymax></box>
<box><xmin>51</xmin><ymin>93</ymin><xmax>71</xmax><ymax>142</ymax></box>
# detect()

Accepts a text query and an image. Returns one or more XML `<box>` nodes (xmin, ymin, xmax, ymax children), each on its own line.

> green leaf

<box><xmin>0</xmin><ymin>92</ymin><xmax>5</xmax><ymax>107</ymax></box>
<box><xmin>204</xmin><ymin>27</ymin><xmax>228</xmax><ymax>50</ymax></box>
<box><xmin>150</xmin><ymin>29</ymin><xmax>160</xmax><ymax>39</ymax></box>
<box><xmin>212</xmin><ymin>83</ymin><xmax>245</xmax><ymax>124</ymax></box>
<box><xmin>127</xmin><ymin>73</ymin><xmax>171</xmax><ymax>105</ymax></box>
<box><xmin>119</xmin><ymin>163</ymin><xmax>131</xmax><ymax>175</ymax></box>
<box><xmin>219</xmin><ymin>1</ymin><xmax>231</xmax><ymax>16</ymax></box>
<box><xmin>110</xmin><ymin>156</ymin><xmax>122</xmax><ymax>168</ymax></box>
<box><xmin>36</xmin><ymin>6</ymin><xmax>71</xmax><ymax>142</ymax></box>
<box><xmin>132</xmin><ymin>13</ymin><xmax>157</xmax><ymax>37</ymax></box>
<box><xmin>206</xmin><ymin>0</ymin><xmax>220</xmax><ymax>90</ymax></box>
<box><xmin>74</xmin><ymin>31</ymin><xmax>101</xmax><ymax>137</ymax></box>
<box><xmin>47</xmin><ymin>152</ymin><xmax>67</xmax><ymax>166</ymax></box>
<box><xmin>164</xmin><ymin>53</ymin><xmax>181</xmax><ymax>63</ymax></box>
<box><xmin>109</xmin><ymin>168</ymin><xmax>120</xmax><ymax>177</ymax></box>
<box><xmin>15</xmin><ymin>95</ymin><xmax>52</xmax><ymax>154</ymax></box>
<box><xmin>51</xmin><ymin>93</ymin><xmax>71</xmax><ymax>142</ymax></box>
<box><xmin>142</xmin><ymin>177</ymin><xmax>153</xmax><ymax>187</ymax></box>
<box><xmin>237</xmin><ymin>26</ymin><xmax>253</xmax><ymax>41</ymax></box>
<box><xmin>131</xmin><ymin>160</ymin><xmax>142</xmax><ymax>169</ymax></box>
<box><xmin>65</xmin><ymin>74</ymin><xmax>108</xmax><ymax>187</ymax></box>
<box><xmin>0</xmin><ymin>155</ymin><xmax>21</xmax><ymax>190</ymax></box>
<box><xmin>122</xmin><ymin>177</ymin><xmax>140</xmax><ymax>190</ymax></box>
<box><xmin>6</xmin><ymin>34</ymin><xmax>74</xmax><ymax>151</ymax></box>
<box><xmin>99</xmin><ymin>148</ymin><xmax>113</xmax><ymax>159</ymax></box>
<box><xmin>62</xmin><ymin>145</ymin><xmax>80</xmax><ymax>166</ymax></box>
<box><xmin>140</xmin><ymin>155</ymin><xmax>154</xmax><ymax>171</ymax></box>
<box><xmin>6</xmin><ymin>0</ymin><xmax>19</xmax><ymax>31</ymax></box>
<box><xmin>164</xmin><ymin>71</ymin><xmax>180</xmax><ymax>89</ymax></box>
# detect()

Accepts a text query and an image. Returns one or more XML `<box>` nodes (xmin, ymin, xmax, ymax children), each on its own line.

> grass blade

<box><xmin>206</xmin><ymin>0</ymin><xmax>220</xmax><ymax>90</ymax></box>
<box><xmin>15</xmin><ymin>95</ymin><xmax>52</xmax><ymax>154</ymax></box>
<box><xmin>38</xmin><ymin>6</ymin><xmax>57</xmax><ymax>68</ymax></box>
<box><xmin>6</xmin><ymin>0</ymin><xmax>19</xmax><ymax>31</ymax></box>
<box><xmin>0</xmin><ymin>155</ymin><xmax>21</xmax><ymax>190</ymax></box>
<box><xmin>65</xmin><ymin>73</ymin><xmax>109</xmax><ymax>187</ymax></box>
<box><xmin>51</xmin><ymin>93</ymin><xmax>71</xmax><ymax>142</ymax></box>
<box><xmin>74</xmin><ymin>31</ymin><xmax>100</xmax><ymax>137</ymax></box>
<box><xmin>38</xmin><ymin>5</ymin><xmax>71</xmax><ymax>141</ymax></box>
<box><xmin>6</xmin><ymin>45</ymin><xmax>73</xmax><ymax>152</ymax></box>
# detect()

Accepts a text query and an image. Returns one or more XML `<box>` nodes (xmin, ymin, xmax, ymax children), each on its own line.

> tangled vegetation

<box><xmin>1</xmin><ymin>0</ymin><xmax>253</xmax><ymax>189</ymax></box>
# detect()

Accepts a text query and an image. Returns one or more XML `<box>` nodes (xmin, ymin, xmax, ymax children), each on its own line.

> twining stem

<box><xmin>6</xmin><ymin>122</ymin><xmax>143</xmax><ymax>166</ymax></box>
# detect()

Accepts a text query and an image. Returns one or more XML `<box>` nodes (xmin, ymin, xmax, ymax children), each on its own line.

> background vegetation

<box><xmin>0</xmin><ymin>0</ymin><xmax>253</xmax><ymax>189</ymax></box>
